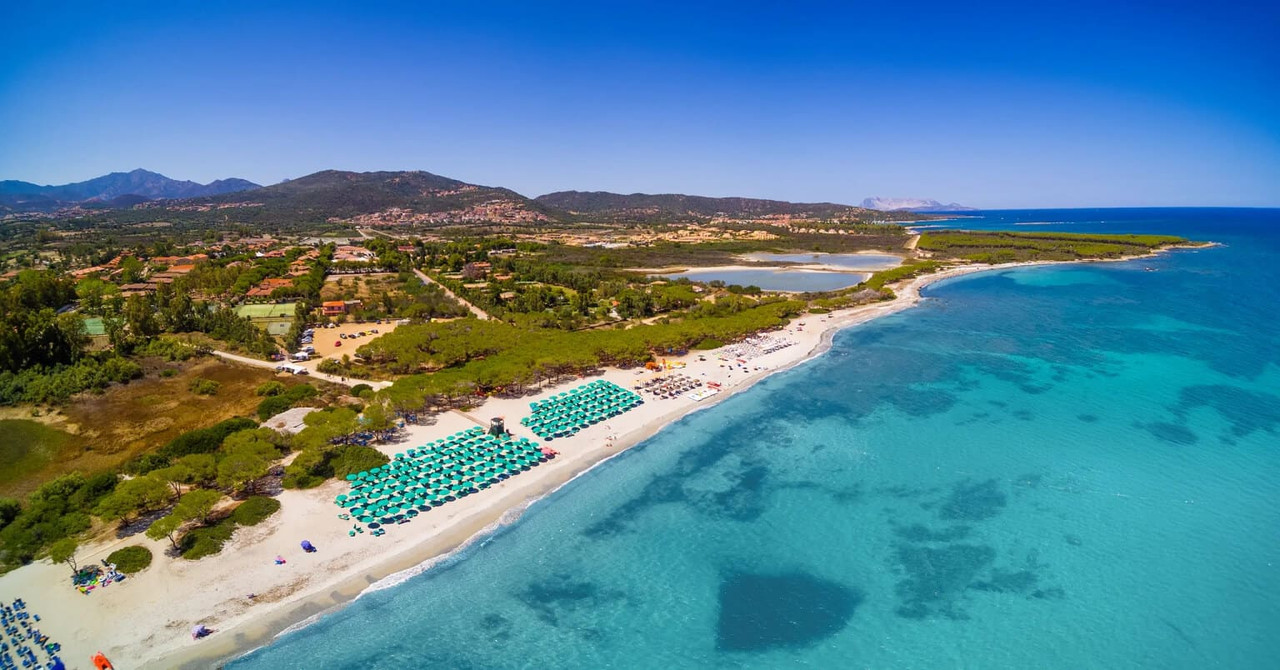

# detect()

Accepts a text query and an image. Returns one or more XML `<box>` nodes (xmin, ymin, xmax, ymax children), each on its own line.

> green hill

<box><xmin>534</xmin><ymin>190</ymin><xmax>920</xmax><ymax>223</ymax></box>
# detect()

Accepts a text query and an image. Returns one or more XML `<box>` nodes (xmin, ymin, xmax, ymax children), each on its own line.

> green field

<box><xmin>235</xmin><ymin>302</ymin><xmax>297</xmax><ymax>318</ymax></box>
<box><xmin>0</xmin><ymin>419</ymin><xmax>76</xmax><ymax>489</ymax></box>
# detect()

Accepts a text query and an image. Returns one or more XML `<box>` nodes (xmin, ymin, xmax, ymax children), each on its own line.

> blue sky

<box><xmin>1</xmin><ymin>0</ymin><xmax>1277</xmax><ymax>207</ymax></box>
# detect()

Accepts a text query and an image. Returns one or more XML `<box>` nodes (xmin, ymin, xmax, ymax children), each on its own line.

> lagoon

<box><xmin>743</xmin><ymin>251</ymin><xmax>903</xmax><ymax>270</ymax></box>
<box><xmin>657</xmin><ymin>267</ymin><xmax>869</xmax><ymax>292</ymax></box>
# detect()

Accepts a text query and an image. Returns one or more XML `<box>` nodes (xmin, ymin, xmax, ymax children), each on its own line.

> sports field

<box><xmin>234</xmin><ymin>302</ymin><xmax>297</xmax><ymax>318</ymax></box>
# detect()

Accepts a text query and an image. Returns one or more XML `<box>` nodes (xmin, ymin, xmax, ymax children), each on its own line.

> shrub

<box><xmin>179</xmin><ymin>520</ymin><xmax>235</xmax><ymax>560</ymax></box>
<box><xmin>331</xmin><ymin>445</ymin><xmax>389</xmax><ymax>479</ymax></box>
<box><xmin>281</xmin><ymin>468</ymin><xmax>326</xmax><ymax>489</ymax></box>
<box><xmin>106</xmin><ymin>545</ymin><xmax>152</xmax><ymax>573</ymax></box>
<box><xmin>188</xmin><ymin>378</ymin><xmax>220</xmax><ymax>396</ymax></box>
<box><xmin>256</xmin><ymin>381</ymin><xmax>286</xmax><ymax>397</ymax></box>
<box><xmin>136</xmin><ymin>337</ymin><xmax>198</xmax><ymax>361</ymax></box>
<box><xmin>694</xmin><ymin>338</ymin><xmax>724</xmax><ymax>350</ymax></box>
<box><xmin>282</xmin><ymin>448</ymin><xmax>331</xmax><ymax>489</ymax></box>
<box><xmin>256</xmin><ymin>383</ymin><xmax>318</xmax><ymax>420</ymax></box>
<box><xmin>230</xmin><ymin>496</ymin><xmax>281</xmax><ymax>526</ymax></box>
<box><xmin>316</xmin><ymin>359</ymin><xmax>343</xmax><ymax>374</ymax></box>
<box><xmin>159</xmin><ymin>368</ymin><xmax>178</xmax><ymax>378</ymax></box>
<box><xmin>157</xmin><ymin>417</ymin><xmax>257</xmax><ymax>460</ymax></box>
<box><xmin>0</xmin><ymin>355</ymin><xmax>144</xmax><ymax>405</ymax></box>
<box><xmin>808</xmin><ymin>307</ymin><xmax>831</xmax><ymax>314</ymax></box>
<box><xmin>350</xmin><ymin>383</ymin><xmax>373</xmax><ymax>397</ymax></box>
<box><xmin>122</xmin><ymin>452</ymin><xmax>171</xmax><ymax>476</ymax></box>
<box><xmin>256</xmin><ymin>395</ymin><xmax>294</xmax><ymax>420</ymax></box>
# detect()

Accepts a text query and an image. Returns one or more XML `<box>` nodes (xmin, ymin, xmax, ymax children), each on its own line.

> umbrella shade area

<box><xmin>335</xmin><ymin>425</ymin><xmax>548</xmax><ymax>538</ymax></box>
<box><xmin>519</xmin><ymin>380</ymin><xmax>642</xmax><ymax>440</ymax></box>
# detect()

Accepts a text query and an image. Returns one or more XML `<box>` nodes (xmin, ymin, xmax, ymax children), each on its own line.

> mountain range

<box><xmin>0</xmin><ymin>169</ymin><xmax>259</xmax><ymax>213</ymax></box>
<box><xmin>534</xmin><ymin>191</ymin><xmax>881</xmax><ymax>223</ymax></box>
<box><xmin>860</xmin><ymin>197</ymin><xmax>974</xmax><ymax>212</ymax></box>
<box><xmin>1</xmin><ymin>168</ymin><xmax>937</xmax><ymax>225</ymax></box>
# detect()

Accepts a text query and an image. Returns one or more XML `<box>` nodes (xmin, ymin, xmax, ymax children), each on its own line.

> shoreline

<box><xmin>0</xmin><ymin>251</ymin><xmax>1189</xmax><ymax>670</ymax></box>
<box><xmin>163</xmin><ymin>258</ymin><xmax>1058</xmax><ymax>669</ymax></box>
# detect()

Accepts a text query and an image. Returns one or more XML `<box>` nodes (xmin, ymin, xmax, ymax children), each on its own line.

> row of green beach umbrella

<box><xmin>520</xmin><ymin>380</ymin><xmax>642</xmax><ymax>440</ymax></box>
<box><xmin>335</xmin><ymin>427</ymin><xmax>549</xmax><ymax>530</ymax></box>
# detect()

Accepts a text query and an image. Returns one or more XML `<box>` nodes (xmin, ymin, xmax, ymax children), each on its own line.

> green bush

<box><xmin>179</xmin><ymin>520</ymin><xmax>235</xmax><ymax>560</ymax></box>
<box><xmin>159</xmin><ymin>368</ymin><xmax>179</xmax><ymax>378</ymax></box>
<box><xmin>157</xmin><ymin>417</ymin><xmax>258</xmax><ymax>460</ymax></box>
<box><xmin>172</xmin><ymin>496</ymin><xmax>282</xmax><ymax>560</ymax></box>
<box><xmin>256</xmin><ymin>395</ymin><xmax>294</xmax><ymax>420</ymax></box>
<box><xmin>281</xmin><ymin>469</ymin><xmax>326</xmax><ymax>489</ymax></box>
<box><xmin>331</xmin><ymin>445</ymin><xmax>389</xmax><ymax>479</ymax></box>
<box><xmin>106</xmin><ymin>545</ymin><xmax>152</xmax><ymax>573</ymax></box>
<box><xmin>256</xmin><ymin>383</ymin><xmax>318</xmax><ymax>420</ymax></box>
<box><xmin>281</xmin><ymin>447</ymin><xmax>330</xmax><ymax>489</ymax></box>
<box><xmin>350</xmin><ymin>383</ymin><xmax>373</xmax><ymax>397</ymax></box>
<box><xmin>0</xmin><ymin>355</ymin><xmax>144</xmax><ymax>406</ymax></box>
<box><xmin>229</xmin><ymin>496</ymin><xmax>281</xmax><ymax>526</ymax></box>
<box><xmin>0</xmin><ymin>473</ymin><xmax>117</xmax><ymax>570</ymax></box>
<box><xmin>694</xmin><ymin>338</ymin><xmax>724</xmax><ymax>350</ymax></box>
<box><xmin>316</xmin><ymin>359</ymin><xmax>342</xmax><ymax>374</ymax></box>
<box><xmin>121</xmin><ymin>452</ymin><xmax>171</xmax><ymax>475</ymax></box>
<box><xmin>188</xmin><ymin>378</ymin><xmax>220</xmax><ymax>395</ymax></box>
<box><xmin>136</xmin><ymin>337</ymin><xmax>198</xmax><ymax>361</ymax></box>
<box><xmin>255</xmin><ymin>381</ymin><xmax>286</xmax><ymax>397</ymax></box>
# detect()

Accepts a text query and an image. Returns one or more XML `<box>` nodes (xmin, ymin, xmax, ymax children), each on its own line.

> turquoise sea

<box><xmin>231</xmin><ymin>208</ymin><xmax>1280</xmax><ymax>669</ymax></box>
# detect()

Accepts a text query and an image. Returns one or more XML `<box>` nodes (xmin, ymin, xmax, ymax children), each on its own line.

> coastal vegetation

<box><xmin>862</xmin><ymin>261</ymin><xmax>945</xmax><ymax>294</ymax></box>
<box><xmin>918</xmin><ymin>231</ymin><xmax>1189</xmax><ymax>263</ymax></box>
<box><xmin>169</xmin><ymin>495</ymin><xmax>280</xmax><ymax>560</ymax></box>
<box><xmin>0</xmin><ymin>419</ymin><xmax>76</xmax><ymax>489</ymax></box>
<box><xmin>105</xmin><ymin>545</ymin><xmax>152</xmax><ymax>573</ymax></box>
<box><xmin>362</xmin><ymin>296</ymin><xmax>805</xmax><ymax>411</ymax></box>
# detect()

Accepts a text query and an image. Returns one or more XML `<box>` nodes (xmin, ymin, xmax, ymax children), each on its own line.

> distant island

<box><xmin>861</xmin><ymin>196</ymin><xmax>976</xmax><ymax>212</ymax></box>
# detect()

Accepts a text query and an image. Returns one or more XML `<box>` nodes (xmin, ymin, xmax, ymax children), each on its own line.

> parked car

<box><xmin>339</xmin><ymin>333</ymin><xmax>347</xmax><ymax>339</ymax></box>
<box><xmin>335</xmin><ymin>341</ymin><xmax>342</xmax><ymax>347</ymax></box>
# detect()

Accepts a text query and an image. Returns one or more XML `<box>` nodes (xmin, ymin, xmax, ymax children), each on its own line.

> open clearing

<box><xmin>0</xmin><ymin>419</ymin><xmax>76</xmax><ymax>496</ymax></box>
<box><xmin>0</xmin><ymin>357</ymin><xmax>298</xmax><ymax>498</ymax></box>
<box><xmin>303</xmin><ymin>320</ymin><xmax>401</xmax><ymax>361</ymax></box>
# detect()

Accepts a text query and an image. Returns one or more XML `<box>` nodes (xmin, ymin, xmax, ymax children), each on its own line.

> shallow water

<box><xmin>232</xmin><ymin>208</ymin><xmax>1280</xmax><ymax>670</ymax></box>
<box><xmin>657</xmin><ymin>267</ymin><xmax>868</xmax><ymax>292</ymax></box>
<box><xmin>744</xmin><ymin>251</ymin><xmax>903</xmax><ymax>270</ymax></box>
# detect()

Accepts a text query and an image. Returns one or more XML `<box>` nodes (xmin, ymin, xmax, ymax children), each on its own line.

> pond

<box><xmin>742</xmin><ymin>252</ymin><xmax>902</xmax><ymax>270</ymax></box>
<box><xmin>657</xmin><ymin>267</ymin><xmax>869</xmax><ymax>292</ymax></box>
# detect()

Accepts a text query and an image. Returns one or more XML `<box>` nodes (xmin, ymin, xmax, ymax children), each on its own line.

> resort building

<box><xmin>321</xmin><ymin>300</ymin><xmax>363</xmax><ymax>316</ymax></box>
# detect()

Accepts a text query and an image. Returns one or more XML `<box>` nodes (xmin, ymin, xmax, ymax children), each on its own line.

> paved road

<box><xmin>209</xmin><ymin>350</ymin><xmax>391</xmax><ymax>390</ymax></box>
<box><xmin>413</xmin><ymin>267</ymin><xmax>491</xmax><ymax>320</ymax></box>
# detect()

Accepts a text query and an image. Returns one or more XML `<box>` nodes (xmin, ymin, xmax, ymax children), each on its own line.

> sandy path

<box><xmin>412</xmin><ymin>268</ymin><xmax>490</xmax><ymax>320</ymax></box>
<box><xmin>209</xmin><ymin>350</ymin><xmax>391</xmax><ymax>391</ymax></box>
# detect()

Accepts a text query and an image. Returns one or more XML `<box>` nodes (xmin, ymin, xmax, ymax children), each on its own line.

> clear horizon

<box><xmin>2</xmin><ymin>1</ymin><xmax>1277</xmax><ymax>208</ymax></box>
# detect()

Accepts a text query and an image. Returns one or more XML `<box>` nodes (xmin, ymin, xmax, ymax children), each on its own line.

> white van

<box><xmin>291</xmin><ymin>351</ymin><xmax>311</xmax><ymax>361</ymax></box>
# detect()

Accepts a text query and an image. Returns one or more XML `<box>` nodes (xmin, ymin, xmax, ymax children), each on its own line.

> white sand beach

<box><xmin>0</xmin><ymin>257</ymin><xmax>1136</xmax><ymax>669</ymax></box>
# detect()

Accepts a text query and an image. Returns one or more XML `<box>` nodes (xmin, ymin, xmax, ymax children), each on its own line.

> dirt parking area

<box><xmin>303</xmin><ymin>320</ymin><xmax>402</xmax><ymax>360</ymax></box>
